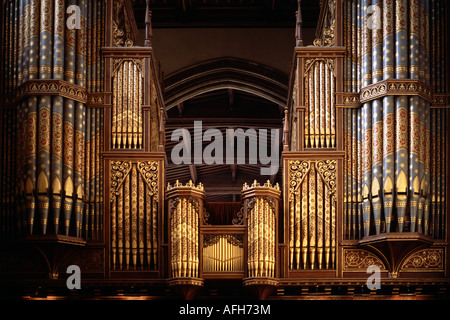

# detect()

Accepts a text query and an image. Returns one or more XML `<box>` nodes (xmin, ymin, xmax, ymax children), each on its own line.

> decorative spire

<box><xmin>144</xmin><ymin>0</ymin><xmax>152</xmax><ymax>47</ymax></box>
<box><xmin>296</xmin><ymin>0</ymin><xmax>303</xmax><ymax>47</ymax></box>
<box><xmin>283</xmin><ymin>107</ymin><xmax>290</xmax><ymax>151</ymax></box>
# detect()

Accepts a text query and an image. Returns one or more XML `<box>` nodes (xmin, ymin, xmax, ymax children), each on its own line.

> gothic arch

<box><xmin>163</xmin><ymin>57</ymin><xmax>289</xmax><ymax>109</ymax></box>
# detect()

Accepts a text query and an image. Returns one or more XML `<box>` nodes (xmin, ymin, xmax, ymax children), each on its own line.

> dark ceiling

<box><xmin>132</xmin><ymin>0</ymin><xmax>321</xmax><ymax>28</ymax></box>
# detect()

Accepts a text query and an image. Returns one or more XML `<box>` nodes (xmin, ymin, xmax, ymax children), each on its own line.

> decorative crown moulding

<box><xmin>11</xmin><ymin>79</ymin><xmax>87</xmax><ymax>105</ymax></box>
<box><xmin>295</xmin><ymin>46</ymin><xmax>346</xmax><ymax>57</ymax></box>
<box><xmin>86</xmin><ymin>93</ymin><xmax>106</xmax><ymax>108</ymax></box>
<box><xmin>242</xmin><ymin>180</ymin><xmax>280</xmax><ymax>191</ymax></box>
<box><xmin>102</xmin><ymin>46</ymin><xmax>154</xmax><ymax>57</ymax></box>
<box><xmin>336</xmin><ymin>79</ymin><xmax>450</xmax><ymax>108</ymax></box>
<box><xmin>3</xmin><ymin>79</ymin><xmax>107</xmax><ymax>108</ymax></box>
<box><xmin>167</xmin><ymin>180</ymin><xmax>204</xmax><ymax>192</ymax></box>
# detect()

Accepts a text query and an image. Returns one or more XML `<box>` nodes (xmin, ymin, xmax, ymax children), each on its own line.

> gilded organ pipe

<box><xmin>112</xmin><ymin>59</ymin><xmax>144</xmax><ymax>149</ymax></box>
<box><xmin>242</xmin><ymin>181</ymin><xmax>280</xmax><ymax>278</ymax></box>
<box><xmin>167</xmin><ymin>181</ymin><xmax>204</xmax><ymax>278</ymax></box>
<box><xmin>288</xmin><ymin>160</ymin><xmax>337</xmax><ymax>270</ymax></box>
<box><xmin>202</xmin><ymin>235</ymin><xmax>244</xmax><ymax>272</ymax></box>
<box><xmin>110</xmin><ymin>161</ymin><xmax>159</xmax><ymax>271</ymax></box>
<box><xmin>342</xmin><ymin>0</ymin><xmax>446</xmax><ymax>240</ymax></box>
<box><xmin>0</xmin><ymin>0</ymin><xmax>105</xmax><ymax>239</ymax></box>
<box><xmin>304</xmin><ymin>59</ymin><xmax>336</xmax><ymax>149</ymax></box>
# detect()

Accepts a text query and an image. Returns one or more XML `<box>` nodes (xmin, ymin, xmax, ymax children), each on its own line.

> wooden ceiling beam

<box><xmin>189</xmin><ymin>164</ymin><xmax>197</xmax><ymax>184</ymax></box>
<box><xmin>230</xmin><ymin>164</ymin><xmax>237</xmax><ymax>183</ymax></box>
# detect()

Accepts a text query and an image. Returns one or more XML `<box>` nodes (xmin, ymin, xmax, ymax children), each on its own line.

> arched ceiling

<box><xmin>163</xmin><ymin>57</ymin><xmax>289</xmax><ymax>110</ymax></box>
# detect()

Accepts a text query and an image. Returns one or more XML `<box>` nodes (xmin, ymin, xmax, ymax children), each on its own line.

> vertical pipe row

<box><xmin>202</xmin><ymin>235</ymin><xmax>244</xmax><ymax>272</ymax></box>
<box><xmin>167</xmin><ymin>183</ymin><xmax>204</xmax><ymax>278</ymax></box>
<box><xmin>111</xmin><ymin>161</ymin><xmax>159</xmax><ymax>271</ymax></box>
<box><xmin>1</xmin><ymin>0</ymin><xmax>104</xmax><ymax>240</ymax></box>
<box><xmin>288</xmin><ymin>161</ymin><xmax>336</xmax><ymax>269</ymax></box>
<box><xmin>112</xmin><ymin>60</ymin><xmax>143</xmax><ymax>149</ymax></box>
<box><xmin>247</xmin><ymin>197</ymin><xmax>276</xmax><ymax>277</ymax></box>
<box><xmin>342</xmin><ymin>0</ymin><xmax>445</xmax><ymax>238</ymax></box>
<box><xmin>304</xmin><ymin>60</ymin><xmax>336</xmax><ymax>149</ymax></box>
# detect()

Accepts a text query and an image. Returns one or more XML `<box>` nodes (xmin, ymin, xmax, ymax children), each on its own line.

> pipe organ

<box><xmin>341</xmin><ymin>0</ymin><xmax>447</xmax><ymax>240</ymax></box>
<box><xmin>0</xmin><ymin>0</ymin><xmax>449</xmax><ymax>300</ymax></box>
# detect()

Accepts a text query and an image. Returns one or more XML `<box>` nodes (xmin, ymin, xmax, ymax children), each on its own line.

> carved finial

<box><xmin>283</xmin><ymin>107</ymin><xmax>290</xmax><ymax>151</ymax></box>
<box><xmin>296</xmin><ymin>0</ymin><xmax>303</xmax><ymax>47</ymax></box>
<box><xmin>144</xmin><ymin>0</ymin><xmax>152</xmax><ymax>47</ymax></box>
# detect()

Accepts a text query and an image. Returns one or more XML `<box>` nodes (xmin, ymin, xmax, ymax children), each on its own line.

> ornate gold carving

<box><xmin>112</xmin><ymin>0</ymin><xmax>135</xmax><ymax>47</ymax></box>
<box><xmin>313</xmin><ymin>0</ymin><xmax>336</xmax><ymax>47</ymax></box>
<box><xmin>344</xmin><ymin>249</ymin><xmax>386</xmax><ymax>270</ymax></box>
<box><xmin>288</xmin><ymin>161</ymin><xmax>311</xmax><ymax>193</ymax></box>
<box><xmin>316</xmin><ymin>160</ymin><xmax>337</xmax><ymax>193</ymax></box>
<box><xmin>338</xmin><ymin>83</ymin><xmax>447</xmax><ymax>109</ymax></box>
<box><xmin>360</xmin><ymin>79</ymin><xmax>433</xmax><ymax>104</ymax></box>
<box><xmin>232</xmin><ymin>207</ymin><xmax>244</xmax><ymax>226</ymax></box>
<box><xmin>167</xmin><ymin>180</ymin><xmax>204</xmax><ymax>192</ymax></box>
<box><xmin>137</xmin><ymin>161</ymin><xmax>159</xmax><ymax>196</ymax></box>
<box><xmin>110</xmin><ymin>161</ymin><xmax>132</xmax><ymax>198</ymax></box>
<box><xmin>9</xmin><ymin>80</ymin><xmax>87</xmax><ymax>106</ymax></box>
<box><xmin>86</xmin><ymin>93</ymin><xmax>105</xmax><ymax>108</ymax></box>
<box><xmin>401</xmin><ymin>248</ymin><xmax>444</xmax><ymax>271</ymax></box>
<box><xmin>336</xmin><ymin>92</ymin><xmax>360</xmax><ymax>108</ymax></box>
<box><xmin>431</xmin><ymin>94</ymin><xmax>450</xmax><ymax>108</ymax></box>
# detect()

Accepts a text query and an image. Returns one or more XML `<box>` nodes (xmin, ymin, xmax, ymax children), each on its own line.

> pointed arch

<box><xmin>163</xmin><ymin>57</ymin><xmax>289</xmax><ymax>110</ymax></box>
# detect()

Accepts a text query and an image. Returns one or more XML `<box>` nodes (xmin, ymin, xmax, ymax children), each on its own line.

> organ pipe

<box><xmin>0</xmin><ymin>0</ymin><xmax>105</xmax><ymax>239</ymax></box>
<box><xmin>342</xmin><ymin>0</ymin><xmax>446</xmax><ymax>240</ymax></box>
<box><xmin>167</xmin><ymin>181</ymin><xmax>204</xmax><ymax>278</ymax></box>
<box><xmin>288</xmin><ymin>160</ymin><xmax>337</xmax><ymax>270</ymax></box>
<box><xmin>242</xmin><ymin>181</ymin><xmax>280</xmax><ymax>278</ymax></box>
<box><xmin>110</xmin><ymin>161</ymin><xmax>159</xmax><ymax>270</ymax></box>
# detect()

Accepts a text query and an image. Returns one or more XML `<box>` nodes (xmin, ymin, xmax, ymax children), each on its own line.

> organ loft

<box><xmin>0</xmin><ymin>0</ymin><xmax>449</xmax><ymax>300</ymax></box>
